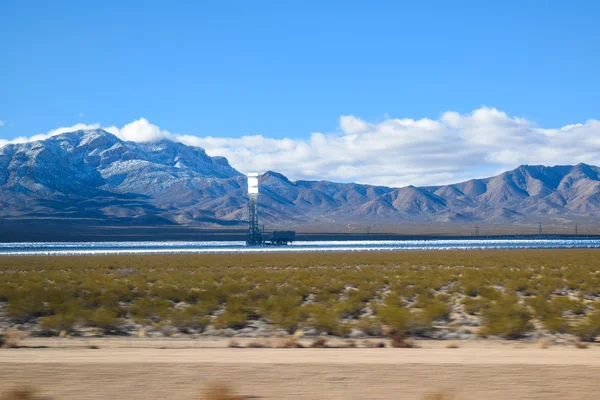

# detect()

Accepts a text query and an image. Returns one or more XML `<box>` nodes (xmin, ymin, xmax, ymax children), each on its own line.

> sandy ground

<box><xmin>1</xmin><ymin>339</ymin><xmax>600</xmax><ymax>399</ymax></box>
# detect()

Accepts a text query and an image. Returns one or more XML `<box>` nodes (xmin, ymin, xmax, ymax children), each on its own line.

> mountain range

<box><xmin>1</xmin><ymin>129</ymin><xmax>600</xmax><ymax>232</ymax></box>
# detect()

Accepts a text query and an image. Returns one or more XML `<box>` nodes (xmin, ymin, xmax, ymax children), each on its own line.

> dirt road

<box><xmin>1</xmin><ymin>339</ymin><xmax>599</xmax><ymax>399</ymax></box>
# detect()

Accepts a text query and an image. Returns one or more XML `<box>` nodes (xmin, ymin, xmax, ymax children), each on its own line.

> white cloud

<box><xmin>0</xmin><ymin>120</ymin><xmax>4</xmax><ymax>127</ymax></box>
<box><xmin>115</xmin><ymin>118</ymin><xmax>173</xmax><ymax>142</ymax></box>
<box><xmin>2</xmin><ymin>107</ymin><xmax>600</xmax><ymax>187</ymax></box>
<box><xmin>78</xmin><ymin>112</ymin><xmax>84</xmax><ymax>117</ymax></box>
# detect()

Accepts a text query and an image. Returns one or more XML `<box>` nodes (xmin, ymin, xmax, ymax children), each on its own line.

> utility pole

<box><xmin>538</xmin><ymin>222</ymin><xmax>542</xmax><ymax>235</ymax></box>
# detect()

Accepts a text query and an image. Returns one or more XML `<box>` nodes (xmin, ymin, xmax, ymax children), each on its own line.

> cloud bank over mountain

<box><xmin>1</xmin><ymin>107</ymin><xmax>599</xmax><ymax>187</ymax></box>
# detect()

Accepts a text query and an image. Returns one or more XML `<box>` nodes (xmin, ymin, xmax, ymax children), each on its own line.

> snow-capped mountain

<box><xmin>2</xmin><ymin>129</ymin><xmax>600</xmax><ymax>231</ymax></box>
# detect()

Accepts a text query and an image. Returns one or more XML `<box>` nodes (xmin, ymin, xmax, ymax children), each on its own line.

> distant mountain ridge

<box><xmin>1</xmin><ymin>129</ymin><xmax>600</xmax><ymax>229</ymax></box>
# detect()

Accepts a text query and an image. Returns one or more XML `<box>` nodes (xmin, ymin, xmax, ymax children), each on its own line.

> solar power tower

<box><xmin>246</xmin><ymin>173</ymin><xmax>262</xmax><ymax>245</ymax></box>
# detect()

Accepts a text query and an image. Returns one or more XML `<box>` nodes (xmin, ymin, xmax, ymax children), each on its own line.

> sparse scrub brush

<box><xmin>214</xmin><ymin>311</ymin><xmax>249</xmax><ymax>330</ymax></box>
<box><xmin>377</xmin><ymin>306</ymin><xmax>411</xmax><ymax>335</ymax></box>
<box><xmin>0</xmin><ymin>330</ymin><xmax>22</xmax><ymax>349</ymax></box>
<box><xmin>572</xmin><ymin>309</ymin><xmax>600</xmax><ymax>341</ymax></box>
<box><xmin>83</xmin><ymin>308</ymin><xmax>119</xmax><ymax>331</ymax></box>
<box><xmin>40</xmin><ymin>313</ymin><xmax>79</xmax><ymax>334</ymax></box>
<box><xmin>390</xmin><ymin>333</ymin><xmax>415</xmax><ymax>348</ymax></box>
<box><xmin>311</xmin><ymin>337</ymin><xmax>328</xmax><ymax>348</ymax></box>
<box><xmin>462</xmin><ymin>297</ymin><xmax>488</xmax><ymax>315</ymax></box>
<box><xmin>355</xmin><ymin>316</ymin><xmax>383</xmax><ymax>336</ymax></box>
<box><xmin>481</xmin><ymin>297</ymin><xmax>533</xmax><ymax>339</ymax></box>
<box><xmin>306</xmin><ymin>304</ymin><xmax>338</xmax><ymax>335</ymax></box>
<box><xmin>423</xmin><ymin>300</ymin><xmax>451</xmax><ymax>322</ymax></box>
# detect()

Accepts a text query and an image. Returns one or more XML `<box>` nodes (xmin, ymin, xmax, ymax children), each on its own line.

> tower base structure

<box><xmin>246</xmin><ymin>191</ymin><xmax>262</xmax><ymax>246</ymax></box>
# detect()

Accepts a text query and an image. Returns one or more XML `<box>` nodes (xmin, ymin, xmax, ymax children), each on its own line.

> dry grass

<box><xmin>445</xmin><ymin>342</ymin><xmax>459</xmax><ymax>349</ymax></box>
<box><xmin>292</xmin><ymin>329</ymin><xmax>304</xmax><ymax>339</ymax></box>
<box><xmin>422</xmin><ymin>391</ymin><xmax>454</xmax><ymax>400</ymax></box>
<box><xmin>246</xmin><ymin>340</ymin><xmax>270</xmax><ymax>348</ymax></box>
<box><xmin>538</xmin><ymin>338</ymin><xmax>551</xmax><ymax>349</ymax></box>
<box><xmin>391</xmin><ymin>334</ymin><xmax>415</xmax><ymax>348</ymax></box>
<box><xmin>274</xmin><ymin>337</ymin><xmax>304</xmax><ymax>348</ymax></box>
<box><xmin>0</xmin><ymin>387</ymin><xmax>39</xmax><ymax>400</ymax></box>
<box><xmin>310</xmin><ymin>337</ymin><xmax>328</xmax><ymax>348</ymax></box>
<box><xmin>202</xmin><ymin>383</ymin><xmax>246</xmax><ymax>400</ymax></box>
<box><xmin>344</xmin><ymin>339</ymin><xmax>357</xmax><ymax>348</ymax></box>
<box><xmin>0</xmin><ymin>330</ymin><xmax>22</xmax><ymax>349</ymax></box>
<box><xmin>227</xmin><ymin>340</ymin><xmax>242</xmax><ymax>348</ymax></box>
<box><xmin>574</xmin><ymin>341</ymin><xmax>589</xmax><ymax>349</ymax></box>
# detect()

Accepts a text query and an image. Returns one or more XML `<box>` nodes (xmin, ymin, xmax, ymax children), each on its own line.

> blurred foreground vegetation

<box><xmin>0</xmin><ymin>250</ymin><xmax>599</xmax><ymax>340</ymax></box>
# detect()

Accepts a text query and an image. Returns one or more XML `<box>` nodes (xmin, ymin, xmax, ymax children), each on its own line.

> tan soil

<box><xmin>1</xmin><ymin>338</ymin><xmax>599</xmax><ymax>399</ymax></box>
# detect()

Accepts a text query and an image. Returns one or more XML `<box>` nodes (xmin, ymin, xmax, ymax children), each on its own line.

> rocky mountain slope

<box><xmin>1</xmin><ymin>129</ymin><xmax>600</xmax><ymax>229</ymax></box>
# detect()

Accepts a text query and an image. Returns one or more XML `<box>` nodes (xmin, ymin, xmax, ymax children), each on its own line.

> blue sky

<box><xmin>1</xmin><ymin>1</ymin><xmax>599</xmax><ymax>186</ymax></box>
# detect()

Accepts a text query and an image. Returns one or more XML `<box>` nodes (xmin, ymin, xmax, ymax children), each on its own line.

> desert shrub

<box><xmin>82</xmin><ymin>308</ymin><xmax>120</xmax><ymax>331</ymax></box>
<box><xmin>478</xmin><ymin>286</ymin><xmax>503</xmax><ymax>300</ymax></box>
<box><xmin>168</xmin><ymin>307</ymin><xmax>211</xmax><ymax>332</ymax></box>
<box><xmin>525</xmin><ymin>296</ymin><xmax>550</xmax><ymax>315</ymax></box>
<box><xmin>6</xmin><ymin>295</ymin><xmax>49</xmax><ymax>322</ymax></box>
<box><xmin>414</xmin><ymin>291</ymin><xmax>435</xmax><ymax>309</ymax></box>
<box><xmin>305</xmin><ymin>304</ymin><xmax>339</xmax><ymax>335</ymax></box>
<box><xmin>462</xmin><ymin>297</ymin><xmax>488</xmax><ymax>315</ymax></box>
<box><xmin>214</xmin><ymin>295</ymin><xmax>256</xmax><ymax>330</ymax></box>
<box><xmin>384</xmin><ymin>293</ymin><xmax>405</xmax><ymax>308</ymax></box>
<box><xmin>129</xmin><ymin>297</ymin><xmax>171</xmax><ymax>322</ymax></box>
<box><xmin>262</xmin><ymin>293</ymin><xmax>304</xmax><ymax>333</ymax></box>
<box><xmin>152</xmin><ymin>284</ymin><xmax>183</xmax><ymax>303</ymax></box>
<box><xmin>541</xmin><ymin>314</ymin><xmax>570</xmax><ymax>333</ymax></box>
<box><xmin>525</xmin><ymin>295</ymin><xmax>580</xmax><ymax>333</ymax></box>
<box><xmin>464</xmin><ymin>283</ymin><xmax>481</xmax><ymax>297</ymax></box>
<box><xmin>214</xmin><ymin>311</ymin><xmax>249</xmax><ymax>330</ymax></box>
<box><xmin>194</xmin><ymin>284</ymin><xmax>224</xmax><ymax>309</ymax></box>
<box><xmin>481</xmin><ymin>297</ymin><xmax>533</xmax><ymax>339</ymax></box>
<box><xmin>572</xmin><ymin>309</ymin><xmax>600</xmax><ymax>341</ymax></box>
<box><xmin>355</xmin><ymin>316</ymin><xmax>383</xmax><ymax>336</ymax></box>
<box><xmin>40</xmin><ymin>313</ymin><xmax>80</xmax><ymax>333</ymax></box>
<box><xmin>334</xmin><ymin>299</ymin><xmax>364</xmax><ymax>319</ymax></box>
<box><xmin>377</xmin><ymin>306</ymin><xmax>411</xmax><ymax>334</ymax></box>
<box><xmin>549</xmin><ymin>297</ymin><xmax>585</xmax><ymax>315</ymax></box>
<box><xmin>422</xmin><ymin>299</ymin><xmax>451</xmax><ymax>322</ymax></box>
